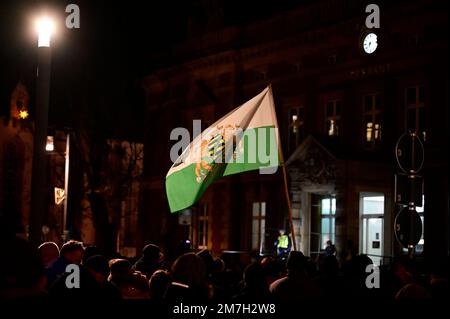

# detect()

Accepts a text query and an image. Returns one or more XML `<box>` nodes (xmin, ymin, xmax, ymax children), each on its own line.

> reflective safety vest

<box><xmin>278</xmin><ymin>235</ymin><xmax>289</xmax><ymax>249</ymax></box>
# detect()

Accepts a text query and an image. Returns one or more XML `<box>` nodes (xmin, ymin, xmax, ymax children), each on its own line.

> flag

<box><xmin>165</xmin><ymin>86</ymin><xmax>280</xmax><ymax>213</ymax></box>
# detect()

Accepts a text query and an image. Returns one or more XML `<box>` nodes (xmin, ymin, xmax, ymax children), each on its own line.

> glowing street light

<box><xmin>18</xmin><ymin>109</ymin><xmax>29</xmax><ymax>120</ymax></box>
<box><xmin>35</xmin><ymin>16</ymin><xmax>55</xmax><ymax>47</ymax></box>
<box><xmin>46</xmin><ymin>136</ymin><xmax>54</xmax><ymax>151</ymax></box>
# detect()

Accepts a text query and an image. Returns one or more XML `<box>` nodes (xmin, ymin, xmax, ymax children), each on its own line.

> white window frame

<box><xmin>251</xmin><ymin>202</ymin><xmax>266</xmax><ymax>254</ymax></box>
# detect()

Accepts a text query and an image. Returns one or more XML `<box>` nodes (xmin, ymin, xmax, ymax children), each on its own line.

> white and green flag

<box><xmin>166</xmin><ymin>86</ymin><xmax>280</xmax><ymax>213</ymax></box>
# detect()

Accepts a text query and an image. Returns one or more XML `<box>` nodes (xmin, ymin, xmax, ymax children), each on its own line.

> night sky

<box><xmin>0</xmin><ymin>0</ymin><xmax>306</xmax><ymax>140</ymax></box>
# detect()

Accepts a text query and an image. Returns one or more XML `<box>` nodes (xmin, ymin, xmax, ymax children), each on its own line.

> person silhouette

<box><xmin>325</xmin><ymin>240</ymin><xmax>336</xmax><ymax>257</ymax></box>
<box><xmin>275</xmin><ymin>229</ymin><xmax>291</xmax><ymax>258</ymax></box>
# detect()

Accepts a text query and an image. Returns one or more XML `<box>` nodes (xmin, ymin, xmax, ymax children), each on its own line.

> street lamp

<box><xmin>47</xmin><ymin>130</ymin><xmax>71</xmax><ymax>242</ymax></box>
<box><xmin>19</xmin><ymin>109</ymin><xmax>30</xmax><ymax>120</ymax></box>
<box><xmin>29</xmin><ymin>15</ymin><xmax>55</xmax><ymax>247</ymax></box>
<box><xmin>62</xmin><ymin>130</ymin><xmax>70</xmax><ymax>242</ymax></box>
<box><xmin>46</xmin><ymin>135</ymin><xmax>54</xmax><ymax>151</ymax></box>
<box><xmin>36</xmin><ymin>16</ymin><xmax>55</xmax><ymax>47</ymax></box>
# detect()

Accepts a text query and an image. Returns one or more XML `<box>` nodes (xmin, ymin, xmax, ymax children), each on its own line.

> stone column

<box><xmin>334</xmin><ymin>161</ymin><xmax>347</xmax><ymax>264</ymax></box>
<box><xmin>300</xmin><ymin>192</ymin><xmax>311</xmax><ymax>256</ymax></box>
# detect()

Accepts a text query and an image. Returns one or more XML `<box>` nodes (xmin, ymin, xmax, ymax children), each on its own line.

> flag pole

<box><xmin>268</xmin><ymin>84</ymin><xmax>297</xmax><ymax>252</ymax></box>
<box><xmin>280</xmin><ymin>152</ymin><xmax>297</xmax><ymax>251</ymax></box>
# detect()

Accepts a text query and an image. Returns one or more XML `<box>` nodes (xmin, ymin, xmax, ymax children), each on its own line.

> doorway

<box><xmin>360</xmin><ymin>194</ymin><xmax>384</xmax><ymax>265</ymax></box>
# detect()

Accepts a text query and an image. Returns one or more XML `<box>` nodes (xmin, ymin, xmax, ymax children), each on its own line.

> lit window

<box><xmin>374</xmin><ymin>123</ymin><xmax>381</xmax><ymax>140</ymax></box>
<box><xmin>292</xmin><ymin>115</ymin><xmax>298</xmax><ymax>133</ymax></box>
<box><xmin>288</xmin><ymin>107</ymin><xmax>305</xmax><ymax>153</ymax></box>
<box><xmin>320</xmin><ymin>197</ymin><xmax>336</xmax><ymax>250</ymax></box>
<box><xmin>364</xmin><ymin>94</ymin><xmax>382</xmax><ymax>147</ymax></box>
<box><xmin>366</xmin><ymin>122</ymin><xmax>373</xmax><ymax>142</ymax></box>
<box><xmin>325</xmin><ymin>100</ymin><xmax>342</xmax><ymax>137</ymax></box>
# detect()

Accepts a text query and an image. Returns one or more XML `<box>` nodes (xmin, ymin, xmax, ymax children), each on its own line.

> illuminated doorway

<box><xmin>360</xmin><ymin>194</ymin><xmax>384</xmax><ymax>265</ymax></box>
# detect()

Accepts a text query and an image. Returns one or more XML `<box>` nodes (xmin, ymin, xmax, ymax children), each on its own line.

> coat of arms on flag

<box><xmin>166</xmin><ymin>86</ymin><xmax>280</xmax><ymax>213</ymax></box>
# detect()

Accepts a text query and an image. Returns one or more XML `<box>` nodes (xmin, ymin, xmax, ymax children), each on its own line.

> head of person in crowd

<box><xmin>260</xmin><ymin>256</ymin><xmax>273</xmax><ymax>268</ymax></box>
<box><xmin>142</xmin><ymin>244</ymin><xmax>163</xmax><ymax>263</ymax></box>
<box><xmin>391</xmin><ymin>256</ymin><xmax>414</xmax><ymax>285</ymax></box>
<box><xmin>260</xmin><ymin>256</ymin><xmax>279</xmax><ymax>285</ymax></box>
<box><xmin>38</xmin><ymin>242</ymin><xmax>60</xmax><ymax>268</ymax></box>
<box><xmin>172</xmin><ymin>252</ymin><xmax>208</xmax><ymax>293</ymax></box>
<box><xmin>109</xmin><ymin>258</ymin><xmax>132</xmax><ymax>279</ymax></box>
<box><xmin>395</xmin><ymin>283</ymin><xmax>432</xmax><ymax>300</ymax></box>
<box><xmin>212</xmin><ymin>258</ymin><xmax>225</xmax><ymax>275</ymax></box>
<box><xmin>197</xmin><ymin>249</ymin><xmax>214</xmax><ymax>276</ymax></box>
<box><xmin>149</xmin><ymin>269</ymin><xmax>171</xmax><ymax>300</ymax></box>
<box><xmin>60</xmin><ymin>240</ymin><xmax>84</xmax><ymax>265</ymax></box>
<box><xmin>286</xmin><ymin>251</ymin><xmax>307</xmax><ymax>277</ymax></box>
<box><xmin>85</xmin><ymin>255</ymin><xmax>110</xmax><ymax>284</ymax></box>
<box><xmin>109</xmin><ymin>258</ymin><xmax>149</xmax><ymax>299</ymax></box>
<box><xmin>82</xmin><ymin>245</ymin><xmax>101</xmax><ymax>264</ymax></box>
<box><xmin>133</xmin><ymin>243</ymin><xmax>164</xmax><ymax>279</ymax></box>
<box><xmin>243</xmin><ymin>262</ymin><xmax>267</xmax><ymax>291</ymax></box>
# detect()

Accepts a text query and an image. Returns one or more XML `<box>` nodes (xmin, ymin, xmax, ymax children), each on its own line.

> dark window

<box><xmin>326</xmin><ymin>102</ymin><xmax>333</xmax><ymax>117</ymax></box>
<box><xmin>419</xmin><ymin>86</ymin><xmax>425</xmax><ymax>103</ymax></box>
<box><xmin>407</xmin><ymin>87</ymin><xmax>416</xmax><ymax>105</ymax></box>
<box><xmin>405</xmin><ymin>85</ymin><xmax>426</xmax><ymax>141</ymax></box>
<box><xmin>336</xmin><ymin>101</ymin><xmax>342</xmax><ymax>115</ymax></box>
<box><xmin>365</xmin><ymin>95</ymin><xmax>373</xmax><ymax>112</ymax></box>
<box><xmin>407</xmin><ymin>109</ymin><xmax>416</xmax><ymax>131</ymax></box>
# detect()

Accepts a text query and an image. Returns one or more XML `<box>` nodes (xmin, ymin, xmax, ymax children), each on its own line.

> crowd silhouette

<box><xmin>0</xmin><ymin>236</ymin><xmax>448</xmax><ymax>311</ymax></box>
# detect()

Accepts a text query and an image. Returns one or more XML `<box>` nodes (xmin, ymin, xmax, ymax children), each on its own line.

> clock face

<box><xmin>363</xmin><ymin>32</ymin><xmax>378</xmax><ymax>54</ymax></box>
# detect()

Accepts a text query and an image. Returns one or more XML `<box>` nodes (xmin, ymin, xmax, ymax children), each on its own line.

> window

<box><xmin>252</xmin><ymin>202</ymin><xmax>266</xmax><ymax>254</ymax></box>
<box><xmin>288</xmin><ymin>107</ymin><xmax>305</xmax><ymax>153</ymax></box>
<box><xmin>360</xmin><ymin>194</ymin><xmax>384</xmax><ymax>265</ymax></box>
<box><xmin>320</xmin><ymin>197</ymin><xmax>336</xmax><ymax>250</ymax></box>
<box><xmin>363</xmin><ymin>94</ymin><xmax>382</xmax><ymax>147</ymax></box>
<box><xmin>325</xmin><ymin>100</ymin><xmax>342</xmax><ymax>137</ymax></box>
<box><xmin>406</xmin><ymin>85</ymin><xmax>426</xmax><ymax>141</ymax></box>
<box><xmin>192</xmin><ymin>205</ymin><xmax>209</xmax><ymax>249</ymax></box>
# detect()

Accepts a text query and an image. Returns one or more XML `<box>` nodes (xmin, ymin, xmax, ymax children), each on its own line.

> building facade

<box><xmin>0</xmin><ymin>83</ymin><xmax>33</xmax><ymax>238</ymax></box>
<box><xmin>0</xmin><ymin>82</ymin><xmax>144</xmax><ymax>253</ymax></box>
<box><xmin>141</xmin><ymin>0</ymin><xmax>448</xmax><ymax>264</ymax></box>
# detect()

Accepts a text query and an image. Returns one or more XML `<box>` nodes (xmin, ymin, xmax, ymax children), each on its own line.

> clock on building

<box><xmin>362</xmin><ymin>32</ymin><xmax>378</xmax><ymax>54</ymax></box>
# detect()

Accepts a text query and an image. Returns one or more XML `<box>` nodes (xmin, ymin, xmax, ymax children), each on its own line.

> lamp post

<box><xmin>63</xmin><ymin>130</ymin><xmax>70</xmax><ymax>242</ymax></box>
<box><xmin>46</xmin><ymin>130</ymin><xmax>70</xmax><ymax>243</ymax></box>
<box><xmin>29</xmin><ymin>16</ymin><xmax>54</xmax><ymax>247</ymax></box>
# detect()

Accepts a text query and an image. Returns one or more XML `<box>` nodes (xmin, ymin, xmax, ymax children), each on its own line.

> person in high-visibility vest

<box><xmin>275</xmin><ymin>229</ymin><xmax>291</xmax><ymax>257</ymax></box>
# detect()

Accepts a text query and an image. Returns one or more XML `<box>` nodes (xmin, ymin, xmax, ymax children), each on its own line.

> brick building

<box><xmin>140</xmin><ymin>0</ymin><xmax>448</xmax><ymax>264</ymax></box>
